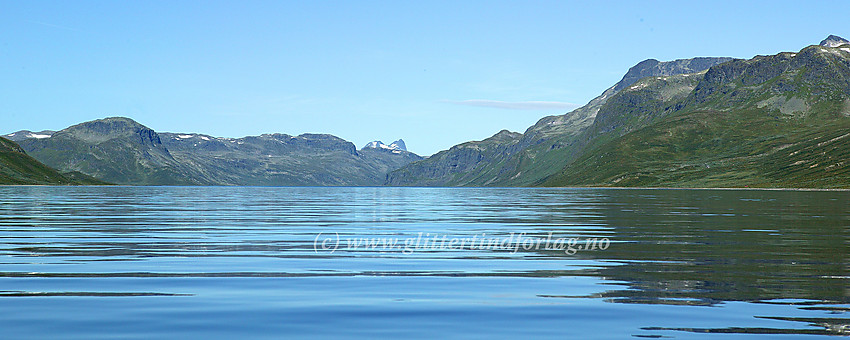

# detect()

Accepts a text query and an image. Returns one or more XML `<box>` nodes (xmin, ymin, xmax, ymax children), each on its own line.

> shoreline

<box><xmin>2</xmin><ymin>184</ymin><xmax>848</xmax><ymax>191</ymax></box>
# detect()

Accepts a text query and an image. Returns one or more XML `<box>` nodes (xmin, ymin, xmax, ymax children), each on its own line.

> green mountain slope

<box><xmin>18</xmin><ymin>117</ymin><xmax>204</xmax><ymax>185</ymax></box>
<box><xmin>544</xmin><ymin>43</ymin><xmax>850</xmax><ymax>188</ymax></box>
<box><xmin>388</xmin><ymin>57</ymin><xmax>733</xmax><ymax>186</ymax></box>
<box><xmin>386</xmin><ymin>130</ymin><xmax>522</xmax><ymax>186</ymax></box>
<box><xmin>0</xmin><ymin>137</ymin><xmax>77</xmax><ymax>185</ymax></box>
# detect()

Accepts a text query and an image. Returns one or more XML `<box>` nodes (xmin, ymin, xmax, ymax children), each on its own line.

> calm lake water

<box><xmin>0</xmin><ymin>186</ymin><xmax>847</xmax><ymax>339</ymax></box>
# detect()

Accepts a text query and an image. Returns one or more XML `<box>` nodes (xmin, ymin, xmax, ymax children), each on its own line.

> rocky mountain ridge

<box><xmin>13</xmin><ymin>117</ymin><xmax>421</xmax><ymax>186</ymax></box>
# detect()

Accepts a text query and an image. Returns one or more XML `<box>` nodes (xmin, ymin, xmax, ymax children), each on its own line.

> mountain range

<box><xmin>4</xmin><ymin>35</ymin><xmax>849</xmax><ymax>188</ymax></box>
<box><xmin>386</xmin><ymin>57</ymin><xmax>735</xmax><ymax>186</ymax></box>
<box><xmin>388</xmin><ymin>36</ymin><xmax>850</xmax><ymax>189</ymax></box>
<box><xmin>8</xmin><ymin>117</ymin><xmax>421</xmax><ymax>185</ymax></box>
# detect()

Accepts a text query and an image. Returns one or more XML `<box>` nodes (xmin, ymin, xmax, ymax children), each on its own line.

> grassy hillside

<box><xmin>544</xmin><ymin>108</ymin><xmax>850</xmax><ymax>188</ymax></box>
<box><xmin>0</xmin><ymin>137</ymin><xmax>78</xmax><ymax>185</ymax></box>
<box><xmin>544</xmin><ymin>44</ymin><xmax>850</xmax><ymax>188</ymax></box>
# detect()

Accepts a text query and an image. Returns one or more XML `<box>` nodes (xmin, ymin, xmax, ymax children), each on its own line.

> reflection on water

<box><xmin>0</xmin><ymin>186</ymin><xmax>847</xmax><ymax>338</ymax></box>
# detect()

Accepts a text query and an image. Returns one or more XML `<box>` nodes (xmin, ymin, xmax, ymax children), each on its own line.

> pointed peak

<box><xmin>389</xmin><ymin>139</ymin><xmax>407</xmax><ymax>151</ymax></box>
<box><xmin>362</xmin><ymin>139</ymin><xmax>407</xmax><ymax>152</ymax></box>
<box><xmin>820</xmin><ymin>35</ymin><xmax>849</xmax><ymax>47</ymax></box>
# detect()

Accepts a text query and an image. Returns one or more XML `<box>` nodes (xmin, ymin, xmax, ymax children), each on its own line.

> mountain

<box><xmin>12</xmin><ymin>36</ymin><xmax>848</xmax><ymax>188</ymax></box>
<box><xmin>0</xmin><ymin>136</ymin><xmax>107</xmax><ymax>185</ymax></box>
<box><xmin>390</xmin><ymin>139</ymin><xmax>407</xmax><ymax>151</ymax></box>
<box><xmin>387</xmin><ymin>56</ymin><xmax>734</xmax><ymax>186</ymax></box>
<box><xmin>0</xmin><ymin>136</ymin><xmax>69</xmax><ymax>184</ymax></box>
<box><xmin>159</xmin><ymin>132</ymin><xmax>422</xmax><ymax>186</ymax></box>
<box><xmin>387</xmin><ymin>130</ymin><xmax>522</xmax><ymax>186</ymax></box>
<box><xmin>820</xmin><ymin>34</ymin><xmax>850</xmax><ymax>48</ymax></box>
<box><xmin>543</xmin><ymin>40</ymin><xmax>850</xmax><ymax>188</ymax></box>
<box><xmin>14</xmin><ymin>117</ymin><xmax>421</xmax><ymax>186</ymax></box>
<box><xmin>17</xmin><ymin>117</ymin><xmax>201</xmax><ymax>185</ymax></box>
<box><xmin>390</xmin><ymin>36</ymin><xmax>850</xmax><ymax>189</ymax></box>
<box><xmin>363</xmin><ymin>139</ymin><xmax>407</xmax><ymax>152</ymax></box>
<box><xmin>4</xmin><ymin>130</ymin><xmax>55</xmax><ymax>141</ymax></box>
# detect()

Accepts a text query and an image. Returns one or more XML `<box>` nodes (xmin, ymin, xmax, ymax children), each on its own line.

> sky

<box><xmin>2</xmin><ymin>0</ymin><xmax>849</xmax><ymax>156</ymax></box>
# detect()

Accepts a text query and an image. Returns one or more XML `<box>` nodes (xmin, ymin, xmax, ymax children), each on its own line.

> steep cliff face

<box><xmin>18</xmin><ymin>117</ymin><xmax>192</xmax><ymax>185</ymax></box>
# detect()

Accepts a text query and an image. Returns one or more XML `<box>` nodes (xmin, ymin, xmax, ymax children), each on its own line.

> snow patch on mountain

<box><xmin>4</xmin><ymin>131</ymin><xmax>54</xmax><ymax>140</ymax></box>
<box><xmin>820</xmin><ymin>35</ymin><xmax>850</xmax><ymax>48</ymax></box>
<box><xmin>363</xmin><ymin>139</ymin><xmax>407</xmax><ymax>152</ymax></box>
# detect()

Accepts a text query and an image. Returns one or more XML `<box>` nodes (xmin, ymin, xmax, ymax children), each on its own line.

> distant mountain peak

<box><xmin>819</xmin><ymin>35</ymin><xmax>849</xmax><ymax>47</ymax></box>
<box><xmin>4</xmin><ymin>130</ymin><xmax>55</xmax><ymax>141</ymax></box>
<box><xmin>612</xmin><ymin>57</ymin><xmax>735</xmax><ymax>93</ymax></box>
<box><xmin>65</xmin><ymin>116</ymin><xmax>146</xmax><ymax>133</ymax></box>
<box><xmin>389</xmin><ymin>139</ymin><xmax>406</xmax><ymax>151</ymax></box>
<box><xmin>57</xmin><ymin>116</ymin><xmax>162</xmax><ymax>146</ymax></box>
<box><xmin>363</xmin><ymin>139</ymin><xmax>407</xmax><ymax>152</ymax></box>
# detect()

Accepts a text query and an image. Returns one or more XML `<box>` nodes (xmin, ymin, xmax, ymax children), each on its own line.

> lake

<box><xmin>0</xmin><ymin>186</ymin><xmax>847</xmax><ymax>339</ymax></box>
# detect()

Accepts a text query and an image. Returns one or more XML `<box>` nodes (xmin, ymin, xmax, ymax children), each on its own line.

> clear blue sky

<box><xmin>2</xmin><ymin>0</ymin><xmax>847</xmax><ymax>155</ymax></box>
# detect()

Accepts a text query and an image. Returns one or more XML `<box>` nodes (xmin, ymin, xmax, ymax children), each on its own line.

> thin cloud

<box><xmin>25</xmin><ymin>20</ymin><xmax>81</xmax><ymax>32</ymax></box>
<box><xmin>445</xmin><ymin>99</ymin><xmax>579</xmax><ymax>111</ymax></box>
